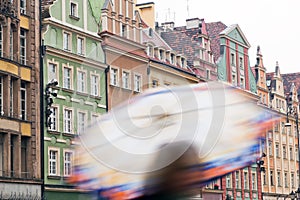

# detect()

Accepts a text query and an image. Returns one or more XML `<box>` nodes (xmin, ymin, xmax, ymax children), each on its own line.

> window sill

<box><xmin>90</xmin><ymin>95</ymin><xmax>102</xmax><ymax>101</ymax></box>
<box><xmin>76</xmin><ymin>91</ymin><xmax>89</xmax><ymax>97</ymax></box>
<box><xmin>47</xmin><ymin>175</ymin><xmax>61</xmax><ymax>180</ymax></box>
<box><xmin>69</xmin><ymin>15</ymin><xmax>80</xmax><ymax>21</ymax></box>
<box><xmin>47</xmin><ymin>130</ymin><xmax>60</xmax><ymax>135</ymax></box>
<box><xmin>62</xmin><ymin>132</ymin><xmax>76</xmax><ymax>138</ymax></box>
<box><xmin>62</xmin><ymin>88</ymin><xmax>74</xmax><ymax>93</ymax></box>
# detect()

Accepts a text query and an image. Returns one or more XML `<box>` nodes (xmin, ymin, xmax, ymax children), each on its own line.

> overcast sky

<box><xmin>137</xmin><ymin>0</ymin><xmax>300</xmax><ymax>74</ymax></box>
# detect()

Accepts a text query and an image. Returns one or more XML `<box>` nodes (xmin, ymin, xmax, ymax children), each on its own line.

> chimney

<box><xmin>161</xmin><ymin>22</ymin><xmax>175</xmax><ymax>31</ymax></box>
<box><xmin>186</xmin><ymin>18</ymin><xmax>202</xmax><ymax>29</ymax></box>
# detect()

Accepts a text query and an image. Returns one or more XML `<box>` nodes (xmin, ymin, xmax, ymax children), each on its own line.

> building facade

<box><xmin>41</xmin><ymin>0</ymin><xmax>107</xmax><ymax>198</ymax></box>
<box><xmin>100</xmin><ymin>0</ymin><xmax>148</xmax><ymax>110</ymax></box>
<box><xmin>0</xmin><ymin>0</ymin><xmax>42</xmax><ymax>198</ymax></box>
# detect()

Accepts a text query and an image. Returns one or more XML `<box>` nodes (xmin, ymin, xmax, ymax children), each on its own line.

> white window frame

<box><xmin>63</xmin><ymin>31</ymin><xmax>71</xmax><ymax>51</ymax></box>
<box><xmin>63</xmin><ymin>149</ymin><xmax>73</xmax><ymax>177</ymax></box>
<box><xmin>147</xmin><ymin>45</ymin><xmax>153</xmax><ymax>57</ymax></box>
<box><xmin>20</xmin><ymin>0</ymin><xmax>26</xmax><ymax>14</ymax></box>
<box><xmin>134</xmin><ymin>73</ymin><xmax>142</xmax><ymax>93</ymax></box>
<box><xmin>110</xmin><ymin>67</ymin><xmax>119</xmax><ymax>86</ymax></box>
<box><xmin>63</xmin><ymin>107</ymin><xmax>73</xmax><ymax>134</ymax></box>
<box><xmin>48</xmin><ymin>147</ymin><xmax>60</xmax><ymax>176</ymax></box>
<box><xmin>236</xmin><ymin>171</ymin><xmax>240</xmax><ymax>189</ymax></box>
<box><xmin>252</xmin><ymin>173</ymin><xmax>256</xmax><ymax>190</ymax></box>
<box><xmin>47</xmin><ymin>59</ymin><xmax>59</xmax><ymax>84</ymax></box>
<box><xmin>91</xmin><ymin>113</ymin><xmax>100</xmax><ymax>124</ymax></box>
<box><xmin>77</xmin><ymin>69</ymin><xmax>87</xmax><ymax>93</ymax></box>
<box><xmin>49</xmin><ymin>105</ymin><xmax>59</xmax><ymax>131</ymax></box>
<box><xmin>170</xmin><ymin>53</ymin><xmax>175</xmax><ymax>65</ymax></box>
<box><xmin>90</xmin><ymin>73</ymin><xmax>100</xmax><ymax>96</ymax></box>
<box><xmin>77</xmin><ymin>36</ymin><xmax>85</xmax><ymax>56</ymax></box>
<box><xmin>226</xmin><ymin>174</ymin><xmax>231</xmax><ymax>188</ymax></box>
<box><xmin>231</xmin><ymin>53</ymin><xmax>235</xmax><ymax>66</ymax></box>
<box><xmin>122</xmin><ymin>70</ymin><xmax>130</xmax><ymax>89</ymax></box>
<box><xmin>20</xmin><ymin>81</ymin><xmax>27</xmax><ymax>120</ymax></box>
<box><xmin>70</xmin><ymin>1</ymin><xmax>78</xmax><ymax>17</ymax></box>
<box><xmin>244</xmin><ymin>171</ymin><xmax>248</xmax><ymax>189</ymax></box>
<box><xmin>77</xmin><ymin>110</ymin><xmax>87</xmax><ymax>135</ymax></box>
<box><xmin>63</xmin><ymin>64</ymin><xmax>73</xmax><ymax>90</ymax></box>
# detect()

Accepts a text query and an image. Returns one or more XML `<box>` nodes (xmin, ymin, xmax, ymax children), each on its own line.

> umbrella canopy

<box><xmin>69</xmin><ymin>82</ymin><xmax>278</xmax><ymax>198</ymax></box>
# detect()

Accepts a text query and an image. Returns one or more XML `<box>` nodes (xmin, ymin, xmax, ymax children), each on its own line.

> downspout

<box><xmin>105</xmin><ymin>64</ymin><xmax>109</xmax><ymax>112</ymax></box>
<box><xmin>39</xmin><ymin>0</ymin><xmax>45</xmax><ymax>198</ymax></box>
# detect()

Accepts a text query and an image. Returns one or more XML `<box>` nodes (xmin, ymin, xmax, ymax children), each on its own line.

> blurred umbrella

<box><xmin>69</xmin><ymin>82</ymin><xmax>278</xmax><ymax>199</ymax></box>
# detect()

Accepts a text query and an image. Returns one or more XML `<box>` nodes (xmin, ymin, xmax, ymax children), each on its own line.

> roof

<box><xmin>205</xmin><ymin>21</ymin><xmax>227</xmax><ymax>62</ymax></box>
<box><xmin>282</xmin><ymin>73</ymin><xmax>300</xmax><ymax>96</ymax></box>
<box><xmin>160</xmin><ymin>26</ymin><xmax>207</xmax><ymax>67</ymax></box>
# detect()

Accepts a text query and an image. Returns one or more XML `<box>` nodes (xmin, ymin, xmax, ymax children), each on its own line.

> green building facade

<box><xmin>42</xmin><ymin>0</ymin><xmax>106</xmax><ymax>198</ymax></box>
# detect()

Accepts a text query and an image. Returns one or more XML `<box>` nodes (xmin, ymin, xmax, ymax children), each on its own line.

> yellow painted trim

<box><xmin>21</xmin><ymin>122</ymin><xmax>31</xmax><ymax>136</ymax></box>
<box><xmin>20</xmin><ymin>67</ymin><xmax>31</xmax><ymax>81</ymax></box>
<box><xmin>0</xmin><ymin>60</ymin><xmax>18</xmax><ymax>76</ymax></box>
<box><xmin>20</xmin><ymin>15</ymin><xmax>29</xmax><ymax>30</ymax></box>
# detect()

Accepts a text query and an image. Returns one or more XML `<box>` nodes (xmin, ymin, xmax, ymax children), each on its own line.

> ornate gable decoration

<box><xmin>220</xmin><ymin>24</ymin><xmax>250</xmax><ymax>48</ymax></box>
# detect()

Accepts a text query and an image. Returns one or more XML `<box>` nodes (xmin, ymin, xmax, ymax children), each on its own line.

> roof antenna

<box><xmin>187</xmin><ymin>0</ymin><xmax>190</xmax><ymax>18</ymax></box>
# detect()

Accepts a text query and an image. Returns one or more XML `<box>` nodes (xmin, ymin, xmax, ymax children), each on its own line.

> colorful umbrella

<box><xmin>69</xmin><ymin>82</ymin><xmax>278</xmax><ymax>199</ymax></box>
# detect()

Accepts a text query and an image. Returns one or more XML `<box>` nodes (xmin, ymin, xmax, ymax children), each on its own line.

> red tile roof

<box><xmin>282</xmin><ymin>72</ymin><xmax>300</xmax><ymax>96</ymax></box>
<box><xmin>205</xmin><ymin>21</ymin><xmax>227</xmax><ymax>62</ymax></box>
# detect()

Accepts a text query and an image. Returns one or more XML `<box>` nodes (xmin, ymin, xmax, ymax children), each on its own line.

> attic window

<box><xmin>70</xmin><ymin>2</ymin><xmax>79</xmax><ymax>20</ymax></box>
<box><xmin>170</xmin><ymin>54</ymin><xmax>175</xmax><ymax>64</ymax></box>
<box><xmin>149</xmin><ymin>28</ymin><xmax>153</xmax><ymax>37</ymax></box>
<box><xmin>159</xmin><ymin>49</ymin><xmax>164</xmax><ymax>61</ymax></box>
<box><xmin>181</xmin><ymin>58</ymin><xmax>185</xmax><ymax>67</ymax></box>
<box><xmin>147</xmin><ymin>45</ymin><xmax>153</xmax><ymax>57</ymax></box>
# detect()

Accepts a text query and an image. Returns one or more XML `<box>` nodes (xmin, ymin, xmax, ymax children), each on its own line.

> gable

<box><xmin>227</xmin><ymin>28</ymin><xmax>249</xmax><ymax>47</ymax></box>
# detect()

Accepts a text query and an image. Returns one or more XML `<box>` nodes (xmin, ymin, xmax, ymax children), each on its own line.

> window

<box><xmin>49</xmin><ymin>149</ymin><xmax>58</xmax><ymax>176</ymax></box>
<box><xmin>240</xmin><ymin>78</ymin><xmax>244</xmax><ymax>88</ymax></box>
<box><xmin>110</xmin><ymin>68</ymin><xmax>118</xmax><ymax>86</ymax></box>
<box><xmin>270</xmin><ymin>171</ymin><xmax>274</xmax><ymax>186</ymax></box>
<box><xmin>226</xmin><ymin>174</ymin><xmax>231</xmax><ymax>188</ymax></box>
<box><xmin>20</xmin><ymin>0</ymin><xmax>26</xmax><ymax>14</ymax></box>
<box><xmin>236</xmin><ymin>171</ymin><xmax>240</xmax><ymax>189</ymax></box>
<box><xmin>159</xmin><ymin>49</ymin><xmax>164</xmax><ymax>61</ymax></box>
<box><xmin>0</xmin><ymin>134</ymin><xmax>4</xmax><ymax>176</ymax></box>
<box><xmin>296</xmin><ymin>148</ymin><xmax>299</xmax><ymax>161</ymax></box>
<box><xmin>20</xmin><ymin>29</ymin><xmax>26</xmax><ymax>65</ymax></box>
<box><xmin>122</xmin><ymin>71</ymin><xmax>130</xmax><ymax>89</ymax></box>
<box><xmin>91</xmin><ymin>114</ymin><xmax>99</xmax><ymax>123</ymax></box>
<box><xmin>63</xmin><ymin>32</ymin><xmax>71</xmax><ymax>51</ymax></box>
<box><xmin>277</xmin><ymin>171</ymin><xmax>281</xmax><ymax>186</ymax></box>
<box><xmin>10</xmin><ymin>135</ymin><xmax>17</xmax><ymax>177</ymax></box>
<box><xmin>134</xmin><ymin>74</ymin><xmax>141</xmax><ymax>92</ymax></box>
<box><xmin>231</xmin><ymin>53</ymin><xmax>235</xmax><ymax>66</ymax></box>
<box><xmin>64</xmin><ymin>109</ymin><xmax>73</xmax><ymax>134</ymax></box>
<box><xmin>70</xmin><ymin>2</ymin><xmax>78</xmax><ymax>17</ymax></box>
<box><xmin>181</xmin><ymin>58</ymin><xmax>185</xmax><ymax>67</ymax></box>
<box><xmin>90</xmin><ymin>74</ymin><xmax>99</xmax><ymax>96</ymax></box>
<box><xmin>269</xmin><ymin>141</ymin><xmax>273</xmax><ymax>155</ymax></box>
<box><xmin>121</xmin><ymin>25</ymin><xmax>126</xmax><ymax>37</ymax></box>
<box><xmin>49</xmin><ymin>107</ymin><xmax>58</xmax><ymax>131</ymax></box>
<box><xmin>152</xmin><ymin>79</ymin><xmax>158</xmax><ymax>88</ymax></box>
<box><xmin>244</xmin><ymin>172</ymin><xmax>248</xmax><ymax>189</ymax></box>
<box><xmin>77</xmin><ymin>112</ymin><xmax>86</xmax><ymax>134</ymax></box>
<box><xmin>20</xmin><ymin>81</ymin><xmax>27</xmax><ymax>120</ymax></box>
<box><xmin>232</xmin><ymin>74</ymin><xmax>236</xmax><ymax>86</ymax></box>
<box><xmin>64</xmin><ymin>151</ymin><xmax>72</xmax><ymax>176</ymax></box>
<box><xmin>0</xmin><ymin>25</ymin><xmax>2</xmax><ymax>57</ymax></box>
<box><xmin>63</xmin><ymin>66</ymin><xmax>72</xmax><ymax>89</ymax></box>
<box><xmin>239</xmin><ymin>57</ymin><xmax>243</xmax><ymax>69</ymax></box>
<box><xmin>292</xmin><ymin>173</ymin><xmax>295</xmax><ymax>188</ymax></box>
<box><xmin>48</xmin><ymin>62</ymin><xmax>58</xmax><ymax>83</ymax></box>
<box><xmin>281</xmin><ymin>122</ymin><xmax>285</xmax><ymax>134</ymax></box>
<box><xmin>21</xmin><ymin>137</ymin><xmax>28</xmax><ymax>178</ymax></box>
<box><xmin>276</xmin><ymin>144</ymin><xmax>279</xmax><ymax>157</ymax></box>
<box><xmin>77</xmin><ymin>71</ymin><xmax>86</xmax><ymax>93</ymax></box>
<box><xmin>263</xmin><ymin>173</ymin><xmax>266</xmax><ymax>185</ymax></box>
<box><xmin>252</xmin><ymin>173</ymin><xmax>256</xmax><ymax>190</ymax></box>
<box><xmin>206</xmin><ymin>69</ymin><xmax>210</xmax><ymax>80</ymax></box>
<box><xmin>9</xmin><ymin>78</ymin><xmax>14</xmax><ymax>117</ymax></box>
<box><xmin>168</xmin><ymin>53</ymin><xmax>174</xmax><ymax>65</ymax></box>
<box><xmin>284</xmin><ymin>172</ymin><xmax>288</xmax><ymax>187</ymax></box>
<box><xmin>10</xmin><ymin>28</ymin><xmax>13</xmax><ymax>60</ymax></box>
<box><xmin>0</xmin><ymin>76</ymin><xmax>3</xmax><ymax>115</ymax></box>
<box><xmin>283</xmin><ymin>146</ymin><xmax>287</xmax><ymax>159</ymax></box>
<box><xmin>77</xmin><ymin>37</ymin><xmax>84</xmax><ymax>55</ymax></box>
<box><xmin>147</xmin><ymin>46</ymin><xmax>153</xmax><ymax>57</ymax></box>
<box><xmin>290</xmin><ymin>147</ymin><xmax>294</xmax><ymax>160</ymax></box>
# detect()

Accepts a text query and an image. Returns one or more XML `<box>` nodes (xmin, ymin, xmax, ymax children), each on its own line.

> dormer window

<box><xmin>170</xmin><ymin>54</ymin><xmax>175</xmax><ymax>65</ymax></box>
<box><xmin>180</xmin><ymin>58</ymin><xmax>185</xmax><ymax>68</ymax></box>
<box><xmin>159</xmin><ymin>49</ymin><xmax>165</xmax><ymax>61</ymax></box>
<box><xmin>70</xmin><ymin>2</ymin><xmax>79</xmax><ymax>19</ymax></box>
<box><xmin>147</xmin><ymin>45</ymin><xmax>153</xmax><ymax>57</ymax></box>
